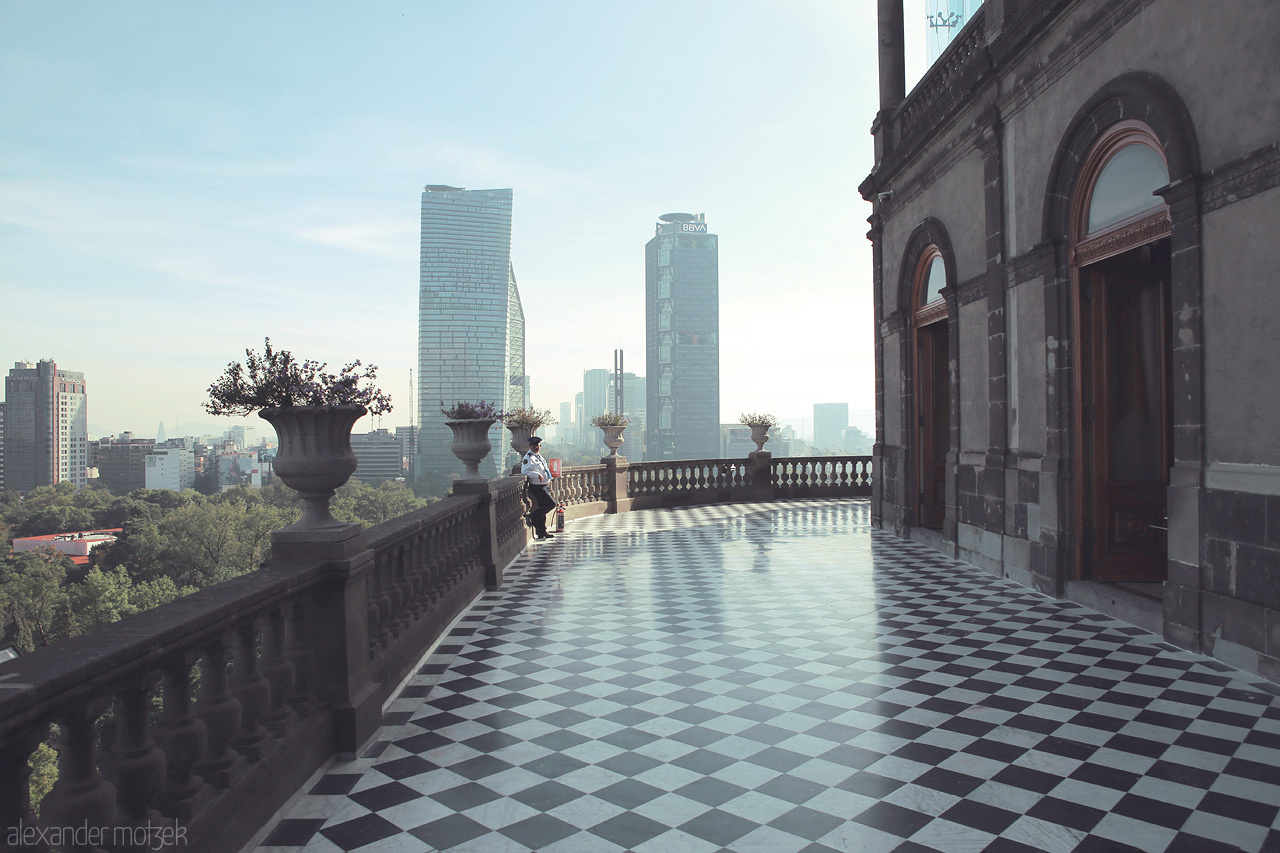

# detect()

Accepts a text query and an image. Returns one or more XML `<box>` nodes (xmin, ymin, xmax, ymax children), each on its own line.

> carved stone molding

<box><xmin>914</xmin><ymin>300</ymin><xmax>949</xmax><ymax>327</ymax></box>
<box><xmin>1072</xmin><ymin>209</ymin><xmax>1172</xmax><ymax>266</ymax></box>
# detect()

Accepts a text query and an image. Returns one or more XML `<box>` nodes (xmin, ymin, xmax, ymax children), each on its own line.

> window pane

<box><xmin>1087</xmin><ymin>144</ymin><xmax>1168</xmax><ymax>233</ymax></box>
<box><xmin>923</xmin><ymin>256</ymin><xmax>946</xmax><ymax>305</ymax></box>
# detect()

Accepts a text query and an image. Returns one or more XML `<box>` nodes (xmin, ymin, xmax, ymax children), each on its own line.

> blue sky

<box><xmin>1</xmin><ymin>1</ymin><xmax>932</xmax><ymax>438</ymax></box>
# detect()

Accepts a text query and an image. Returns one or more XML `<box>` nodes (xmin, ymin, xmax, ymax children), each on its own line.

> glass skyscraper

<box><xmin>417</xmin><ymin>186</ymin><xmax>525</xmax><ymax>491</ymax></box>
<box><xmin>645</xmin><ymin>213</ymin><xmax>720</xmax><ymax>460</ymax></box>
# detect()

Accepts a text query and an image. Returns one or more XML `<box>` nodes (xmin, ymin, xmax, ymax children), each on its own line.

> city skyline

<box><xmin>1</xmin><ymin>3</ymin><xmax>938</xmax><ymax>437</ymax></box>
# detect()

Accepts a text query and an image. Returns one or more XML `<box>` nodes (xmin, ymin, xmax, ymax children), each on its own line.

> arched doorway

<box><xmin>913</xmin><ymin>248</ymin><xmax>950</xmax><ymax>529</ymax></box>
<box><xmin>1071</xmin><ymin>121</ymin><xmax>1173</xmax><ymax>583</ymax></box>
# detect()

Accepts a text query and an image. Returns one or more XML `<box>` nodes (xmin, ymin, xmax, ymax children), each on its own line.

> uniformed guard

<box><xmin>522</xmin><ymin>435</ymin><xmax>557</xmax><ymax>539</ymax></box>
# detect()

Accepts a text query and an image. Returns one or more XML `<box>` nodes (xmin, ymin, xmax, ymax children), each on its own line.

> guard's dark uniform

<box><xmin>522</xmin><ymin>445</ymin><xmax>556</xmax><ymax>539</ymax></box>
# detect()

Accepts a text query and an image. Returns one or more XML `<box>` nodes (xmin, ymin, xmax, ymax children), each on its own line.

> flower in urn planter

<box><xmin>738</xmin><ymin>412</ymin><xmax>779</xmax><ymax>453</ymax></box>
<box><xmin>204</xmin><ymin>339</ymin><xmax>392</xmax><ymax>529</ymax></box>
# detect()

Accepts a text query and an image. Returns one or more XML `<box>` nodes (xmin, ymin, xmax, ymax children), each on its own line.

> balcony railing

<box><xmin>0</xmin><ymin>453</ymin><xmax>870</xmax><ymax>853</ymax></box>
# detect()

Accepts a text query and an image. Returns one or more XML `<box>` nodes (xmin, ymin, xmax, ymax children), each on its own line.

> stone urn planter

<box><xmin>599</xmin><ymin>425</ymin><xmax>626</xmax><ymax>457</ymax></box>
<box><xmin>506</xmin><ymin>423</ymin><xmax>533</xmax><ymax>475</ymax></box>
<box><xmin>447</xmin><ymin>418</ymin><xmax>496</xmax><ymax>479</ymax></box>
<box><xmin>259</xmin><ymin>405</ymin><xmax>365</xmax><ymax>529</ymax></box>
<box><xmin>748</xmin><ymin>423</ymin><xmax>771</xmax><ymax>452</ymax></box>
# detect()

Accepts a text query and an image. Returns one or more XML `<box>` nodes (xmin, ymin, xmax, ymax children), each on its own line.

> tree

<box><xmin>0</xmin><ymin>548</ymin><xmax>72</xmax><ymax>653</ymax></box>
<box><xmin>331</xmin><ymin>479</ymin><xmax>431</xmax><ymax>527</ymax></box>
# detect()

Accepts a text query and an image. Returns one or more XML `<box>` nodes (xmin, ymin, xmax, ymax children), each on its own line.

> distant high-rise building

<box><xmin>813</xmin><ymin>403</ymin><xmax>850</xmax><ymax>451</ymax></box>
<box><xmin>417</xmin><ymin>185</ymin><xmax>525</xmax><ymax>490</ymax></box>
<box><xmin>395</xmin><ymin>426</ymin><xmax>419</xmax><ymax>477</ymax></box>
<box><xmin>646</xmin><ymin>213</ymin><xmax>720</xmax><ymax>460</ymax></box>
<box><xmin>558</xmin><ymin>402</ymin><xmax>572</xmax><ymax>444</ymax></box>
<box><xmin>574</xmin><ymin>393</ymin><xmax>584</xmax><ymax>445</ymax></box>
<box><xmin>0</xmin><ymin>401</ymin><xmax>6</xmax><ymax>491</ymax></box>
<box><xmin>3</xmin><ymin>360</ymin><xmax>88</xmax><ymax>492</ymax></box>
<box><xmin>583</xmin><ymin>369</ymin><xmax>610</xmax><ymax>425</ymax></box>
<box><xmin>92</xmin><ymin>433</ymin><xmax>155</xmax><ymax>494</ymax></box>
<box><xmin>609</xmin><ymin>373</ymin><xmax>646</xmax><ymax>459</ymax></box>
<box><xmin>226</xmin><ymin>426</ymin><xmax>255</xmax><ymax>450</ymax></box>
<box><xmin>352</xmin><ymin>429</ymin><xmax>404</xmax><ymax>484</ymax></box>
<box><xmin>145</xmin><ymin>441</ymin><xmax>196</xmax><ymax>491</ymax></box>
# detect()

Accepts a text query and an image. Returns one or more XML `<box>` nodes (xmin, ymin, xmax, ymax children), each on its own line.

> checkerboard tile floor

<box><xmin>258</xmin><ymin>500</ymin><xmax>1280</xmax><ymax>853</ymax></box>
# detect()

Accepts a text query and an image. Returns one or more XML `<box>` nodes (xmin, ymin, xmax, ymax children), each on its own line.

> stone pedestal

<box><xmin>451</xmin><ymin>479</ymin><xmax>505</xmax><ymax>590</ymax></box>
<box><xmin>270</xmin><ymin>524</ymin><xmax>379</xmax><ymax>757</ymax></box>
<box><xmin>602</xmin><ymin>456</ymin><xmax>631</xmax><ymax>515</ymax></box>
<box><xmin>748</xmin><ymin>451</ymin><xmax>775</xmax><ymax>502</ymax></box>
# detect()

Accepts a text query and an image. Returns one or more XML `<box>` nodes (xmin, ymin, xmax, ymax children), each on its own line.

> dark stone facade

<box><xmin>863</xmin><ymin>0</ymin><xmax>1280</xmax><ymax>682</ymax></box>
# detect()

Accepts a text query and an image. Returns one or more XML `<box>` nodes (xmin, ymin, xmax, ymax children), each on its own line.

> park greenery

<box><xmin>0</xmin><ymin>476</ymin><xmax>430</xmax><ymax>814</ymax></box>
<box><xmin>0</xmin><ymin>478</ymin><xmax>431</xmax><ymax>655</ymax></box>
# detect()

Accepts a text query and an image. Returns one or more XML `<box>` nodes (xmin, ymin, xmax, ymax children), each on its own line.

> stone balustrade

<box><xmin>0</xmin><ymin>475</ymin><xmax>530</xmax><ymax>853</ymax></box>
<box><xmin>0</xmin><ymin>456</ymin><xmax>870</xmax><ymax>852</ymax></box>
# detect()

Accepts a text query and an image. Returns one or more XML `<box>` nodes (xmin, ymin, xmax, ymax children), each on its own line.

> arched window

<box><xmin>913</xmin><ymin>247</ymin><xmax>948</xmax><ymax>326</ymax></box>
<box><xmin>1072</xmin><ymin>121</ymin><xmax>1171</xmax><ymax>265</ymax></box>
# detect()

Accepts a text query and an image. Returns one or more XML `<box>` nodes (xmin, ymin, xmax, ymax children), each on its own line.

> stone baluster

<box><xmin>229</xmin><ymin>619</ymin><xmax>273</xmax><ymax>761</ymax></box>
<box><xmin>424</xmin><ymin>526</ymin><xmax>444</xmax><ymax>605</ymax></box>
<box><xmin>285</xmin><ymin>597</ymin><xmax>319</xmax><ymax>718</ymax></box>
<box><xmin>152</xmin><ymin>656</ymin><xmax>209</xmax><ymax>820</ymax></box>
<box><xmin>259</xmin><ymin>606</ymin><xmax>298</xmax><ymax>737</ymax></box>
<box><xmin>405</xmin><ymin>537</ymin><xmax>426</xmax><ymax>619</ymax></box>
<box><xmin>194</xmin><ymin>637</ymin><xmax>245</xmax><ymax>788</ymax></box>
<box><xmin>0</xmin><ymin>730</ymin><xmax>44</xmax><ymax>848</ymax></box>
<box><xmin>446</xmin><ymin>517</ymin><xmax>465</xmax><ymax>586</ymax></box>
<box><xmin>40</xmin><ymin>699</ymin><xmax>116</xmax><ymax>845</ymax></box>
<box><xmin>368</xmin><ymin>560</ymin><xmax>391</xmax><ymax>652</ymax></box>
<box><xmin>376</xmin><ymin>557</ymin><xmax>400</xmax><ymax>642</ymax></box>
<box><xmin>392</xmin><ymin>545</ymin><xmax>413</xmax><ymax>631</ymax></box>
<box><xmin>111</xmin><ymin>676</ymin><xmax>166</xmax><ymax>832</ymax></box>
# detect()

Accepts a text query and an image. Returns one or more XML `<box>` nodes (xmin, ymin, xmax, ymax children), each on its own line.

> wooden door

<box><xmin>917</xmin><ymin>320</ymin><xmax>949</xmax><ymax>529</ymax></box>
<box><xmin>1079</xmin><ymin>259</ymin><xmax>1170</xmax><ymax>582</ymax></box>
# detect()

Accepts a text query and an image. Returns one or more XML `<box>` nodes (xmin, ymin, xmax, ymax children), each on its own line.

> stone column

<box><xmin>877</xmin><ymin>0</ymin><xmax>906</xmax><ymax>111</ymax></box>
<box><xmin>874</xmin><ymin>0</ymin><xmax>906</xmax><ymax>160</ymax></box>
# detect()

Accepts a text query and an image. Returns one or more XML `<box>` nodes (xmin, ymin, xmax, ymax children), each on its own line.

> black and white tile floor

<box><xmin>258</xmin><ymin>500</ymin><xmax>1280</xmax><ymax>853</ymax></box>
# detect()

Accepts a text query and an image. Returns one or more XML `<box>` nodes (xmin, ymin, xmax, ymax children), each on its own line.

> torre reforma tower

<box><xmin>417</xmin><ymin>186</ymin><xmax>526</xmax><ymax>491</ymax></box>
<box><xmin>645</xmin><ymin>213</ymin><xmax>720</xmax><ymax>460</ymax></box>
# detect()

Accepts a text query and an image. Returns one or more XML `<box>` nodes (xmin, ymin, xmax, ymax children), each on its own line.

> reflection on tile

<box><xmin>256</xmin><ymin>500</ymin><xmax>1280</xmax><ymax>853</ymax></box>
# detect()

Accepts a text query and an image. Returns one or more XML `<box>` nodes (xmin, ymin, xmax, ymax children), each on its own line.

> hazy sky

<box><xmin>1</xmin><ymin>2</ymin><xmax>932</xmax><ymax>438</ymax></box>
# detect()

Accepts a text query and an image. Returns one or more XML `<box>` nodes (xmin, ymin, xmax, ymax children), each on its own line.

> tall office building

<box><xmin>813</xmin><ymin>403</ymin><xmax>850</xmax><ymax>451</ymax></box>
<box><xmin>92</xmin><ymin>434</ymin><xmax>155</xmax><ymax>494</ymax></box>
<box><xmin>645</xmin><ymin>213</ymin><xmax>720</xmax><ymax>460</ymax></box>
<box><xmin>0</xmin><ymin>402</ymin><xmax>6</xmax><ymax>491</ymax></box>
<box><xmin>609</xmin><ymin>372</ymin><xmax>646</xmax><ymax>460</ymax></box>
<box><xmin>145</xmin><ymin>441</ymin><xmax>196</xmax><ymax>491</ymax></box>
<box><xmin>582</xmin><ymin>369</ymin><xmax>610</xmax><ymax>426</ymax></box>
<box><xmin>558</xmin><ymin>402</ymin><xmax>572</xmax><ymax>445</ymax></box>
<box><xmin>351</xmin><ymin>429</ymin><xmax>404</xmax><ymax>484</ymax></box>
<box><xmin>417</xmin><ymin>186</ymin><xmax>526</xmax><ymax>490</ymax></box>
<box><xmin>3</xmin><ymin>360</ymin><xmax>88</xmax><ymax>492</ymax></box>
